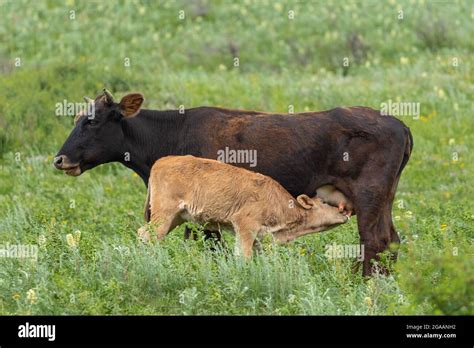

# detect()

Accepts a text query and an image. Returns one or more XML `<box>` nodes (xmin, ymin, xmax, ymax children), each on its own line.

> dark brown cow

<box><xmin>54</xmin><ymin>90</ymin><xmax>413</xmax><ymax>275</ymax></box>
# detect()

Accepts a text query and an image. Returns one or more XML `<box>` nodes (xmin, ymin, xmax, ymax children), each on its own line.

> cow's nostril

<box><xmin>53</xmin><ymin>155</ymin><xmax>64</xmax><ymax>168</ymax></box>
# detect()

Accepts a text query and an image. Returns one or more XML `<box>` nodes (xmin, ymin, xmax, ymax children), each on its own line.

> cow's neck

<box><xmin>120</xmin><ymin>109</ymin><xmax>185</xmax><ymax>185</ymax></box>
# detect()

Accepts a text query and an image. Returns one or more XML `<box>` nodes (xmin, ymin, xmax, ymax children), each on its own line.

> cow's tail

<box><xmin>144</xmin><ymin>184</ymin><xmax>151</xmax><ymax>222</ymax></box>
<box><xmin>397</xmin><ymin>125</ymin><xmax>413</xmax><ymax>177</ymax></box>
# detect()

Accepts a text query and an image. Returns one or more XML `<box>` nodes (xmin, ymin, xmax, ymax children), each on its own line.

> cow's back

<box><xmin>180</xmin><ymin>106</ymin><xmax>408</xmax><ymax>197</ymax></box>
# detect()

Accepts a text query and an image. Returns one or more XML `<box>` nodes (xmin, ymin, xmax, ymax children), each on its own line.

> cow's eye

<box><xmin>87</xmin><ymin>119</ymin><xmax>99</xmax><ymax>126</ymax></box>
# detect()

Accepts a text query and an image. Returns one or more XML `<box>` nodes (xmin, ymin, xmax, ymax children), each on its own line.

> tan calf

<box><xmin>138</xmin><ymin>155</ymin><xmax>348</xmax><ymax>257</ymax></box>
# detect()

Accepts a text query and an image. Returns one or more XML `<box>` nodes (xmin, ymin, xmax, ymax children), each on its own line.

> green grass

<box><xmin>0</xmin><ymin>0</ymin><xmax>473</xmax><ymax>315</ymax></box>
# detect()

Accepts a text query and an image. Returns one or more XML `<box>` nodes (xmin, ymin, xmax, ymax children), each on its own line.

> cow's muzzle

<box><xmin>53</xmin><ymin>155</ymin><xmax>82</xmax><ymax>176</ymax></box>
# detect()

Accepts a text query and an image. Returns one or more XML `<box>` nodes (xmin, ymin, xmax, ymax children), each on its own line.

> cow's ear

<box><xmin>296</xmin><ymin>194</ymin><xmax>315</xmax><ymax>210</ymax></box>
<box><xmin>119</xmin><ymin>93</ymin><xmax>144</xmax><ymax>118</ymax></box>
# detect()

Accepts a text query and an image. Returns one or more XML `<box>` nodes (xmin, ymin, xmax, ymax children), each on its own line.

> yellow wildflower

<box><xmin>74</xmin><ymin>230</ymin><xmax>81</xmax><ymax>242</ymax></box>
<box><xmin>66</xmin><ymin>234</ymin><xmax>77</xmax><ymax>248</ymax></box>
<box><xmin>26</xmin><ymin>289</ymin><xmax>37</xmax><ymax>304</ymax></box>
<box><xmin>364</xmin><ymin>297</ymin><xmax>373</xmax><ymax>307</ymax></box>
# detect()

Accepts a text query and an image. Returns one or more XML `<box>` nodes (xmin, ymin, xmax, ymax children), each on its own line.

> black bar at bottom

<box><xmin>0</xmin><ymin>315</ymin><xmax>471</xmax><ymax>346</ymax></box>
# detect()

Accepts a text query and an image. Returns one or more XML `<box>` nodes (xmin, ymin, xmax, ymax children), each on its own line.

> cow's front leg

<box><xmin>203</xmin><ymin>230</ymin><xmax>222</xmax><ymax>242</ymax></box>
<box><xmin>184</xmin><ymin>225</ymin><xmax>199</xmax><ymax>241</ymax></box>
<box><xmin>183</xmin><ymin>226</ymin><xmax>223</xmax><ymax>251</ymax></box>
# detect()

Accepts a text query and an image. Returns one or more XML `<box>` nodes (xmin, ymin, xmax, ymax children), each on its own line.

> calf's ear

<box><xmin>296</xmin><ymin>194</ymin><xmax>315</xmax><ymax>210</ymax></box>
<box><xmin>119</xmin><ymin>93</ymin><xmax>144</xmax><ymax>117</ymax></box>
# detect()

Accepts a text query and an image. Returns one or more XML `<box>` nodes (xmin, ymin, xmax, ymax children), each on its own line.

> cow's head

<box><xmin>53</xmin><ymin>89</ymin><xmax>144</xmax><ymax>176</ymax></box>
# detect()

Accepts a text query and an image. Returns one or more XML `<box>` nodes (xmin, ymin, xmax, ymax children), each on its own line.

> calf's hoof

<box><xmin>137</xmin><ymin>226</ymin><xmax>151</xmax><ymax>243</ymax></box>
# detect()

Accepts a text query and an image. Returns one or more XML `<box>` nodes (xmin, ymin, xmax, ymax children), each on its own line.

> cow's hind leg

<box><xmin>349</xmin><ymin>159</ymin><xmax>404</xmax><ymax>276</ymax></box>
<box><xmin>349</xmin><ymin>204</ymin><xmax>400</xmax><ymax>275</ymax></box>
<box><xmin>351</xmin><ymin>193</ymin><xmax>384</xmax><ymax>276</ymax></box>
<box><xmin>352</xmin><ymin>182</ymin><xmax>401</xmax><ymax>276</ymax></box>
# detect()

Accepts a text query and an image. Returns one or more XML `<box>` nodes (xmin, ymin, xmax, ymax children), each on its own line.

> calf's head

<box><xmin>53</xmin><ymin>89</ymin><xmax>144</xmax><ymax>176</ymax></box>
<box><xmin>296</xmin><ymin>194</ymin><xmax>348</xmax><ymax>231</ymax></box>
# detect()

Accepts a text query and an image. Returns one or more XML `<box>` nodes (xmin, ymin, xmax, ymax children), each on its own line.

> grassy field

<box><xmin>0</xmin><ymin>0</ymin><xmax>472</xmax><ymax>315</ymax></box>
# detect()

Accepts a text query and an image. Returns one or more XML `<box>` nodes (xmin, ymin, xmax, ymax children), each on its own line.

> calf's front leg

<box><xmin>233</xmin><ymin>218</ymin><xmax>260</xmax><ymax>258</ymax></box>
<box><xmin>138</xmin><ymin>209</ymin><xmax>184</xmax><ymax>242</ymax></box>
